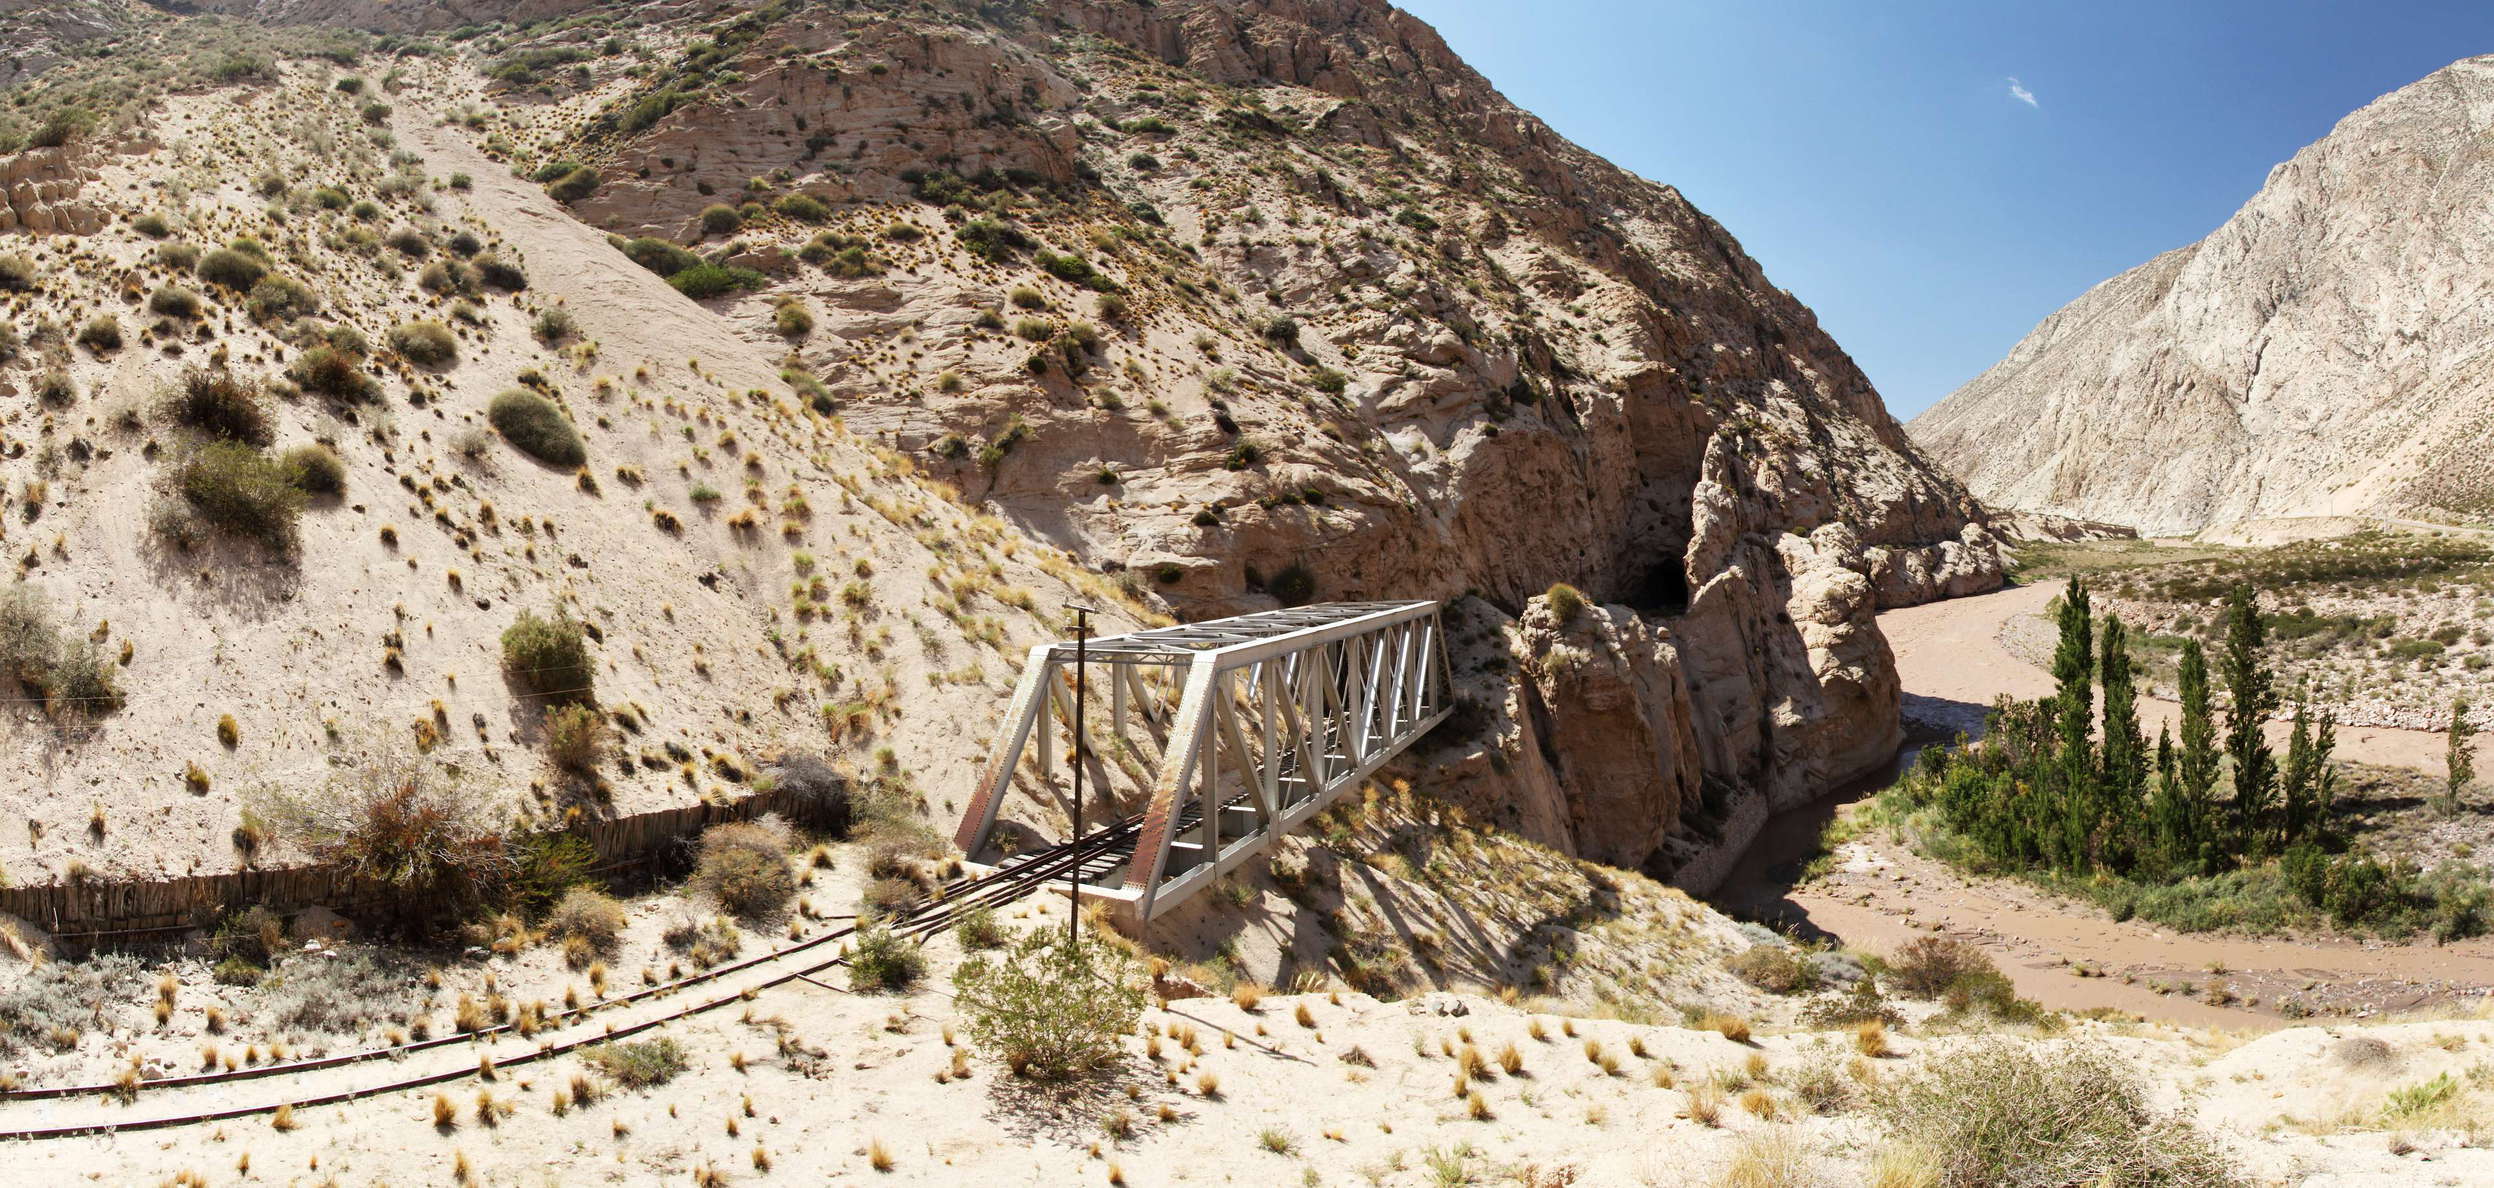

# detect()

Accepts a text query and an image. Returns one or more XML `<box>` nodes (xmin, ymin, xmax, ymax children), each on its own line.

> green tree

<box><xmin>2218</xmin><ymin>584</ymin><xmax>2277</xmax><ymax>852</ymax></box>
<box><xmin>2048</xmin><ymin>578</ymin><xmax>2097</xmax><ymax>871</ymax></box>
<box><xmin>2278</xmin><ymin>689</ymin><xmax>2337</xmax><ymax>847</ymax></box>
<box><xmin>2447</xmin><ymin>697</ymin><xmax>2477</xmax><ymax>816</ymax></box>
<box><xmin>2095</xmin><ymin>615</ymin><xmax>2145</xmax><ymax>871</ymax></box>
<box><xmin>2172</xmin><ymin>639</ymin><xmax>2220</xmax><ymax>873</ymax></box>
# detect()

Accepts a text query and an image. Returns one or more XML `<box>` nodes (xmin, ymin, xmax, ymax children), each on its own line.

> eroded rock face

<box><xmin>498</xmin><ymin>0</ymin><xmax>2000</xmax><ymax>882</ymax></box>
<box><xmin>1913</xmin><ymin>55</ymin><xmax>2494</xmax><ymax>535</ymax></box>
<box><xmin>0</xmin><ymin>144</ymin><xmax>108</xmax><ymax>235</ymax></box>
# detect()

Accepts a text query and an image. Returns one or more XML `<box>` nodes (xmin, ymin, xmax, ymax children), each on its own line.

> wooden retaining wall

<box><xmin>0</xmin><ymin>785</ymin><xmax>846</xmax><ymax>944</ymax></box>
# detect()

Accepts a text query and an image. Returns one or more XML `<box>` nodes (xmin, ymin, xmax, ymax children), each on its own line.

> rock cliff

<box><xmin>1913</xmin><ymin>55</ymin><xmax>2494</xmax><ymax>536</ymax></box>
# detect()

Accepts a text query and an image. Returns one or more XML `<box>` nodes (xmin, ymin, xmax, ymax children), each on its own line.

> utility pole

<box><xmin>1067</xmin><ymin>604</ymin><xmax>1096</xmax><ymax>949</ymax></box>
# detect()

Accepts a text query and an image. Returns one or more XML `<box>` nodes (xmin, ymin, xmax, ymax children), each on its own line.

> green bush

<box><xmin>0</xmin><ymin>583</ymin><xmax>122</xmax><ymax>718</ymax></box>
<box><xmin>488</xmin><ymin>389</ymin><xmax>586</xmax><ymax>467</ymax></box>
<box><xmin>773</xmin><ymin>192</ymin><xmax>829</xmax><ymax>222</ymax></box>
<box><xmin>388</xmin><ymin>320</ymin><xmax>457</xmax><ymax>366</ymax></box>
<box><xmin>149</xmin><ymin>286</ymin><xmax>202</xmax><ymax>319</ymax></box>
<box><xmin>281</xmin><ymin>444</ymin><xmax>346</xmax><ymax>495</ymax></box>
<box><xmin>667</xmin><ymin>263</ymin><xmax>765</xmax><ymax>299</ymax></box>
<box><xmin>164</xmin><ymin>369</ymin><xmax>274</xmax><ymax>445</ymax></box>
<box><xmin>474</xmin><ymin>253</ymin><xmax>527</xmax><ymax>290</ymax></box>
<box><xmin>417</xmin><ymin>259</ymin><xmax>477</xmax><ymax>295</ymax></box>
<box><xmin>546</xmin><ymin>165</ymin><xmax>601</xmax><ymax>203</ymax></box>
<box><xmin>953</xmin><ymin>930</ymin><xmax>1146</xmax><ymax>1080</ymax></box>
<box><xmin>582</xmin><ymin>1037</ymin><xmax>688</xmax><ymax>1088</ymax></box>
<box><xmin>158</xmin><ymin>242</ymin><xmax>201</xmax><ymax>271</ymax></box>
<box><xmin>620</xmin><ymin>237</ymin><xmax>702</xmax><ymax>276</ymax></box>
<box><xmin>28</xmin><ymin>107</ymin><xmax>94</xmax><ymax>150</ymax></box>
<box><xmin>544</xmin><ymin>702</ymin><xmax>608</xmax><ymax>771</ymax></box>
<box><xmin>287</xmin><ymin>345</ymin><xmax>378</xmax><ymax>402</ymax></box>
<box><xmin>850</xmin><ymin>925</ymin><xmax>926</xmax><ymax>991</ymax></box>
<box><xmin>76</xmin><ymin>315</ymin><xmax>121</xmax><ymax>352</ymax></box>
<box><xmin>240</xmin><ymin>273</ymin><xmax>314</xmax><ymax>319</ymax></box>
<box><xmin>1876</xmin><ymin>1039</ymin><xmax>2239</xmax><ymax>1186</ymax></box>
<box><xmin>774</xmin><ymin>302</ymin><xmax>813</xmax><ymax>337</ymax></box>
<box><xmin>1544</xmin><ymin>582</ymin><xmax>1586</xmax><ymax>626</ymax></box>
<box><xmin>1035</xmin><ymin>250</ymin><xmax>1112</xmax><ymax>290</ymax></box>
<box><xmin>0</xmin><ymin>254</ymin><xmax>32</xmax><ymax>291</ymax></box>
<box><xmin>697</xmin><ymin>204</ymin><xmax>742</xmax><ymax>236</ymax></box>
<box><xmin>544</xmin><ymin>887</ymin><xmax>626</xmax><ymax>952</ymax></box>
<box><xmin>501</xmin><ymin>607</ymin><xmax>593</xmax><ymax>700</ymax></box>
<box><xmin>690</xmin><ymin>822</ymin><xmax>794</xmax><ymax>920</ymax></box>
<box><xmin>532</xmin><ymin>308</ymin><xmax>576</xmax><ymax>344</ymax></box>
<box><xmin>955</xmin><ymin>217</ymin><xmax>1030</xmax><ymax>262</ymax></box>
<box><xmin>196</xmin><ymin>248</ymin><xmax>268</xmax><ymax>291</ymax></box>
<box><xmin>173</xmin><ymin>441</ymin><xmax>305</xmax><ymax>551</ymax></box>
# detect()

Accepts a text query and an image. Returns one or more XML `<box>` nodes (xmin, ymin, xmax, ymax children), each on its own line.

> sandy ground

<box><xmin>1721</xmin><ymin>581</ymin><xmax>2494</xmax><ymax>1030</ymax></box>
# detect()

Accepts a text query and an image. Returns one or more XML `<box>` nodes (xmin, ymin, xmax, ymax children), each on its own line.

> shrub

<box><xmin>544</xmin><ymin>702</ymin><xmax>608</xmax><ymax>771</ymax></box>
<box><xmin>532</xmin><ymin>308</ymin><xmax>576</xmax><ymax>344</ymax></box>
<box><xmin>691</xmin><ymin>822</ymin><xmax>795</xmax><ymax>920</ymax></box>
<box><xmin>0</xmin><ymin>322</ymin><xmax>17</xmax><ymax>364</ymax></box>
<box><xmin>667</xmin><ymin>263</ymin><xmax>765</xmax><ymax>299</ymax></box>
<box><xmin>954</xmin><ymin>905</ymin><xmax>1006</xmax><ymax>949</ymax></box>
<box><xmin>417</xmin><ymin>259</ymin><xmax>477</xmax><ymax>295</ymax></box>
<box><xmin>0</xmin><ymin>254</ymin><xmax>33</xmax><ymax>291</ymax></box>
<box><xmin>546</xmin><ymin>165</ymin><xmax>601</xmax><ymax>203</ymax></box>
<box><xmin>33</xmin><ymin>368</ymin><xmax>71</xmax><ymax>406</ymax></box>
<box><xmin>389</xmin><ymin>320</ymin><xmax>457</xmax><ymax>366</ymax></box>
<box><xmin>196</xmin><ymin>248</ymin><xmax>269</xmax><ymax>291</ymax></box>
<box><xmin>474</xmin><ymin>254</ymin><xmax>527</xmax><ymax>290</ymax></box>
<box><xmin>287</xmin><ymin>345</ymin><xmax>379</xmax><ymax>402</ymax></box>
<box><xmin>953</xmin><ymin>930</ymin><xmax>1146</xmax><ymax>1080</ymax></box>
<box><xmin>955</xmin><ymin>217</ymin><xmax>1030</xmax><ymax>262</ymax></box>
<box><xmin>281</xmin><ymin>444</ymin><xmax>347</xmax><ymax>495</ymax></box>
<box><xmin>174</xmin><ymin>441</ymin><xmax>305</xmax><ymax>551</ymax></box>
<box><xmin>773</xmin><ymin>192</ymin><xmax>829</xmax><ymax>222</ymax></box>
<box><xmin>245</xmin><ymin>276</ymin><xmax>318</xmax><ymax>322</ymax></box>
<box><xmin>1268</xmin><ymin>564</ymin><xmax>1316</xmax><ymax>607</ymax></box>
<box><xmin>132</xmin><ymin>213</ymin><xmax>172</xmax><ymax>238</ymax></box>
<box><xmin>1545</xmin><ymin>582</ymin><xmax>1587</xmax><ymax>626</ymax></box>
<box><xmin>275</xmin><ymin>949</ymin><xmax>412</xmax><ymax>1035</ymax></box>
<box><xmin>488</xmin><ymin>389</ymin><xmax>586</xmax><ymax>467</ymax></box>
<box><xmin>385</xmin><ymin>226</ymin><xmax>430</xmax><ymax>258</ymax></box>
<box><xmin>1010</xmin><ymin>285</ymin><xmax>1047</xmax><ymax>310</ymax></box>
<box><xmin>1035</xmin><ymin>250</ymin><xmax>1111</xmax><ymax>290</ymax></box>
<box><xmin>544</xmin><ymin>887</ymin><xmax>626</xmax><ymax>953</ymax></box>
<box><xmin>76</xmin><ymin>315</ymin><xmax>121</xmax><ymax>352</ymax></box>
<box><xmin>244</xmin><ymin>748</ymin><xmax>515</xmax><ymax>934</ymax></box>
<box><xmin>1887</xmin><ymin>936</ymin><xmax>1991</xmax><ymax>999</ymax></box>
<box><xmin>27</xmin><ymin>106</ymin><xmax>95</xmax><ymax>150</ymax></box>
<box><xmin>0</xmin><ymin>583</ymin><xmax>121</xmax><ymax>717</ymax></box>
<box><xmin>165</xmin><ymin>369</ymin><xmax>275</xmax><ymax>445</ymax></box>
<box><xmin>698</xmin><ymin>204</ymin><xmax>742</xmax><ymax>235</ymax></box>
<box><xmin>1875</xmin><ymin>1039</ymin><xmax>2238</xmax><ymax>1186</ymax></box>
<box><xmin>849</xmin><ymin>926</ymin><xmax>925</xmax><ymax>991</ymax></box>
<box><xmin>773</xmin><ymin>302</ymin><xmax>813</xmax><ymax>337</ymax></box>
<box><xmin>768</xmin><ymin>752</ymin><xmax>852</xmax><ymax>833</ymax></box>
<box><xmin>501</xmin><ymin>607</ymin><xmax>593</xmax><ymax>700</ymax></box>
<box><xmin>1726</xmin><ymin>945</ymin><xmax>1819</xmax><ymax>995</ymax></box>
<box><xmin>149</xmin><ymin>286</ymin><xmax>202</xmax><ymax>319</ymax></box>
<box><xmin>620</xmin><ymin>237</ymin><xmax>702</xmax><ymax>276</ymax></box>
<box><xmin>582</xmin><ymin>1038</ymin><xmax>687</xmax><ymax>1088</ymax></box>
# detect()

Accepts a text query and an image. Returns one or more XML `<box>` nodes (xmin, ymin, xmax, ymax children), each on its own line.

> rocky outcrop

<box><xmin>478</xmin><ymin>0</ymin><xmax>1998</xmax><ymax>885</ymax></box>
<box><xmin>0</xmin><ymin>143</ymin><xmax>108</xmax><ymax>235</ymax></box>
<box><xmin>1912</xmin><ymin>55</ymin><xmax>2494</xmax><ymax>535</ymax></box>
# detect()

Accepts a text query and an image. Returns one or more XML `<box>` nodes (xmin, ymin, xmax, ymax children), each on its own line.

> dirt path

<box><xmin>1720</xmin><ymin>581</ymin><xmax>2494</xmax><ymax>1029</ymax></box>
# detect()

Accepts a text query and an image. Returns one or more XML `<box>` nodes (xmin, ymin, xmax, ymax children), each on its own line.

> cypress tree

<box><xmin>2096</xmin><ymin>614</ymin><xmax>2145</xmax><ymax>871</ymax></box>
<box><xmin>2219</xmin><ymin>583</ymin><xmax>2277</xmax><ymax>853</ymax></box>
<box><xmin>2150</xmin><ymin>721</ymin><xmax>2188</xmax><ymax>870</ymax></box>
<box><xmin>2048</xmin><ymin>578</ymin><xmax>2096</xmax><ymax>870</ymax></box>
<box><xmin>2175</xmin><ymin>639</ymin><xmax>2220</xmax><ymax>873</ymax></box>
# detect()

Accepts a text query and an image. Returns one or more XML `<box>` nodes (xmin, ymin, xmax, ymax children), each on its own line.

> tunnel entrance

<box><xmin>1625</xmin><ymin>560</ymin><xmax>1690</xmax><ymax>618</ymax></box>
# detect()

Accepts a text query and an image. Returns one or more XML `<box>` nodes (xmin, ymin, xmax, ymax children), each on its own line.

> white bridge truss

<box><xmin>953</xmin><ymin>600</ymin><xmax>1454</xmax><ymax>921</ymax></box>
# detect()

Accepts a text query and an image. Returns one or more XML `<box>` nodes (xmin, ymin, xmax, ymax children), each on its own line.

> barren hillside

<box><xmin>0</xmin><ymin>0</ymin><xmax>1997</xmax><ymax>895</ymax></box>
<box><xmin>1913</xmin><ymin>54</ymin><xmax>2494</xmax><ymax>536</ymax></box>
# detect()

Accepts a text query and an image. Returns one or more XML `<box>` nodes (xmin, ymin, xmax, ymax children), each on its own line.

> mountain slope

<box><xmin>0</xmin><ymin>0</ymin><xmax>1997</xmax><ymax>895</ymax></box>
<box><xmin>1913</xmin><ymin>55</ymin><xmax>2494</xmax><ymax>536</ymax></box>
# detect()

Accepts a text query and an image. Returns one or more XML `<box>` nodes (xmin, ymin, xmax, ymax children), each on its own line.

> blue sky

<box><xmin>1394</xmin><ymin>1</ymin><xmax>2494</xmax><ymax>420</ymax></box>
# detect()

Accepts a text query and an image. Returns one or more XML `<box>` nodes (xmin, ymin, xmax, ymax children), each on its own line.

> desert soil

<box><xmin>1718</xmin><ymin>580</ymin><xmax>2494</xmax><ymax>1029</ymax></box>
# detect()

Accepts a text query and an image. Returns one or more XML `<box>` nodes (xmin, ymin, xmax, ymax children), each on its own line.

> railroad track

<box><xmin>0</xmin><ymin>817</ymin><xmax>1144</xmax><ymax>1139</ymax></box>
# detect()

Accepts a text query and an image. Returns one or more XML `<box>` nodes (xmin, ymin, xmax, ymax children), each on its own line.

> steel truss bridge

<box><xmin>954</xmin><ymin>600</ymin><xmax>1454</xmax><ymax>921</ymax></box>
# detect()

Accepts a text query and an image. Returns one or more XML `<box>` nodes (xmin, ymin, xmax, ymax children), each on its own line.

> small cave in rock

<box><xmin>1624</xmin><ymin>559</ymin><xmax>1690</xmax><ymax>618</ymax></box>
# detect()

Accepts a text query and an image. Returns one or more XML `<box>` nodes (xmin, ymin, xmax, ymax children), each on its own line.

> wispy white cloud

<box><xmin>2006</xmin><ymin>77</ymin><xmax>2038</xmax><ymax>108</ymax></box>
